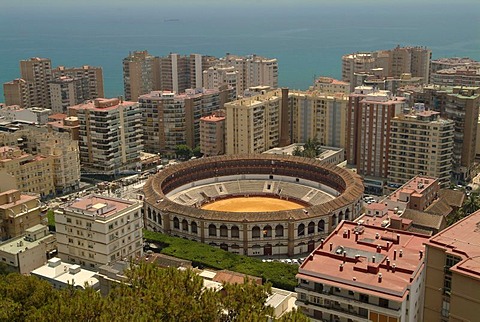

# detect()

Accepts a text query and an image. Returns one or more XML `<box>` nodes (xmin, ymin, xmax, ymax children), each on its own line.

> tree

<box><xmin>292</xmin><ymin>145</ymin><xmax>303</xmax><ymax>157</ymax></box>
<box><xmin>193</xmin><ymin>146</ymin><xmax>203</xmax><ymax>158</ymax></box>
<box><xmin>175</xmin><ymin>144</ymin><xmax>193</xmax><ymax>160</ymax></box>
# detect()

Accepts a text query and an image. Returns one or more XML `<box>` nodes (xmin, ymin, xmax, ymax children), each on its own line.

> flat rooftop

<box><xmin>0</xmin><ymin>225</ymin><xmax>52</xmax><ymax>255</ymax></box>
<box><xmin>388</xmin><ymin>176</ymin><xmax>437</xmax><ymax>201</ymax></box>
<box><xmin>425</xmin><ymin>209</ymin><xmax>480</xmax><ymax>280</ymax></box>
<box><xmin>63</xmin><ymin>194</ymin><xmax>135</xmax><ymax>218</ymax></box>
<box><xmin>298</xmin><ymin>221</ymin><xmax>428</xmax><ymax>301</ymax></box>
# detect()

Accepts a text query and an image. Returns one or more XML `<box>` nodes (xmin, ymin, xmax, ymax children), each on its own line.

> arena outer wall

<box><xmin>143</xmin><ymin>154</ymin><xmax>364</xmax><ymax>257</ymax></box>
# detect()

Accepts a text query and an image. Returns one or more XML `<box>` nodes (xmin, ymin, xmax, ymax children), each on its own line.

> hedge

<box><xmin>143</xmin><ymin>230</ymin><xmax>298</xmax><ymax>291</ymax></box>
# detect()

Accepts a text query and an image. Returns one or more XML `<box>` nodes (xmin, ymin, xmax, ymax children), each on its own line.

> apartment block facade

<box><xmin>52</xmin><ymin>65</ymin><xmax>104</xmax><ymax>99</ymax></box>
<box><xmin>0</xmin><ymin>127</ymin><xmax>80</xmax><ymax>195</ymax></box>
<box><xmin>139</xmin><ymin>87</ymin><xmax>234</xmax><ymax>153</ymax></box>
<box><xmin>0</xmin><ymin>146</ymin><xmax>54</xmax><ymax>198</ymax></box>
<box><xmin>423</xmin><ymin>209</ymin><xmax>480</xmax><ymax>322</ymax></box>
<box><xmin>388</xmin><ymin>108</ymin><xmax>454</xmax><ymax>188</ymax></box>
<box><xmin>3</xmin><ymin>78</ymin><xmax>30</xmax><ymax>107</ymax></box>
<box><xmin>347</xmin><ymin>87</ymin><xmax>406</xmax><ymax>178</ymax></box>
<box><xmin>20</xmin><ymin>57</ymin><xmax>53</xmax><ymax>109</ymax></box>
<box><xmin>203</xmin><ymin>64</ymin><xmax>241</xmax><ymax>96</ymax></box>
<box><xmin>0</xmin><ymin>189</ymin><xmax>42</xmax><ymax>241</ymax></box>
<box><xmin>69</xmin><ymin>98</ymin><xmax>143</xmax><ymax>174</ymax></box>
<box><xmin>199</xmin><ymin>111</ymin><xmax>226</xmax><ymax>157</ymax></box>
<box><xmin>225</xmin><ymin>88</ymin><xmax>288</xmax><ymax>154</ymax></box>
<box><xmin>296</xmin><ymin>221</ymin><xmax>428</xmax><ymax>322</ymax></box>
<box><xmin>290</xmin><ymin>90</ymin><xmax>349</xmax><ymax>150</ymax></box>
<box><xmin>49</xmin><ymin>76</ymin><xmax>84</xmax><ymax>114</ymax></box>
<box><xmin>342</xmin><ymin>47</ymin><xmax>431</xmax><ymax>90</ymax></box>
<box><xmin>123</xmin><ymin>50</ymin><xmax>160</xmax><ymax>101</ymax></box>
<box><xmin>55</xmin><ymin>195</ymin><xmax>143</xmax><ymax>270</ymax></box>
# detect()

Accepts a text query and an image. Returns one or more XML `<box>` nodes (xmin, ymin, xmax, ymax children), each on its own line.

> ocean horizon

<box><xmin>0</xmin><ymin>1</ymin><xmax>479</xmax><ymax>100</ymax></box>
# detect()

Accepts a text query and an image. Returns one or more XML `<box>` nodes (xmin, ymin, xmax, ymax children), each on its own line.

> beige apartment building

<box><xmin>0</xmin><ymin>146</ymin><xmax>54</xmax><ymax>198</ymax></box>
<box><xmin>431</xmin><ymin>65</ymin><xmax>480</xmax><ymax>87</ymax></box>
<box><xmin>423</xmin><ymin>209</ymin><xmax>480</xmax><ymax>322</ymax></box>
<box><xmin>200</xmin><ymin>111</ymin><xmax>225</xmax><ymax>157</ymax></box>
<box><xmin>0</xmin><ymin>189</ymin><xmax>42</xmax><ymax>241</ymax></box>
<box><xmin>290</xmin><ymin>90</ymin><xmax>349</xmax><ymax>150</ymax></box>
<box><xmin>224</xmin><ymin>54</ymin><xmax>278</xmax><ymax>94</ymax></box>
<box><xmin>347</xmin><ymin>87</ymin><xmax>406</xmax><ymax>179</ymax></box>
<box><xmin>20</xmin><ymin>57</ymin><xmax>53</xmax><ymax>109</ymax></box>
<box><xmin>69</xmin><ymin>98</ymin><xmax>143</xmax><ymax>175</ymax></box>
<box><xmin>139</xmin><ymin>87</ymin><xmax>234</xmax><ymax>154</ymax></box>
<box><xmin>123</xmin><ymin>50</ymin><xmax>160</xmax><ymax>101</ymax></box>
<box><xmin>203</xmin><ymin>64</ymin><xmax>241</xmax><ymax>96</ymax></box>
<box><xmin>47</xmin><ymin>114</ymin><xmax>80</xmax><ymax>141</ymax></box>
<box><xmin>311</xmin><ymin>76</ymin><xmax>350</xmax><ymax>95</ymax></box>
<box><xmin>52</xmin><ymin>65</ymin><xmax>104</xmax><ymax>99</ymax></box>
<box><xmin>430</xmin><ymin>57</ymin><xmax>479</xmax><ymax>75</ymax></box>
<box><xmin>388</xmin><ymin>108</ymin><xmax>454</xmax><ymax>188</ymax></box>
<box><xmin>0</xmin><ymin>224</ymin><xmax>55</xmax><ymax>274</ymax></box>
<box><xmin>225</xmin><ymin>88</ymin><xmax>288</xmax><ymax>154</ymax></box>
<box><xmin>296</xmin><ymin>220</ymin><xmax>428</xmax><ymax>322</ymax></box>
<box><xmin>55</xmin><ymin>194</ymin><xmax>143</xmax><ymax>269</ymax></box>
<box><xmin>0</xmin><ymin>127</ymin><xmax>81</xmax><ymax>195</ymax></box>
<box><xmin>3</xmin><ymin>78</ymin><xmax>30</xmax><ymax>107</ymax></box>
<box><xmin>49</xmin><ymin>76</ymin><xmax>83</xmax><ymax>114</ymax></box>
<box><xmin>342</xmin><ymin>46</ymin><xmax>431</xmax><ymax>90</ymax></box>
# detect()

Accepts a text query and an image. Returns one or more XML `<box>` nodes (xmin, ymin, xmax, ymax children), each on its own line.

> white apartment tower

<box><xmin>69</xmin><ymin>98</ymin><xmax>143</xmax><ymax>175</ymax></box>
<box><xmin>55</xmin><ymin>194</ymin><xmax>143</xmax><ymax>269</ymax></box>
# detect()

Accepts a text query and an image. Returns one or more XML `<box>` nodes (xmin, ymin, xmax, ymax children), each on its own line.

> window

<box><xmin>173</xmin><ymin>217</ymin><xmax>180</xmax><ymax>229</ymax></box>
<box><xmin>263</xmin><ymin>225</ymin><xmax>272</xmax><ymax>238</ymax></box>
<box><xmin>66</xmin><ymin>218</ymin><xmax>72</xmax><ymax>223</ymax></box>
<box><xmin>220</xmin><ymin>225</ymin><xmax>228</xmax><ymax>237</ymax></box>
<box><xmin>298</xmin><ymin>224</ymin><xmax>305</xmax><ymax>236</ymax></box>
<box><xmin>209</xmin><ymin>224</ymin><xmax>217</xmax><ymax>237</ymax></box>
<box><xmin>318</xmin><ymin>220</ymin><xmax>325</xmax><ymax>232</ymax></box>
<box><xmin>379</xmin><ymin>298</ymin><xmax>389</xmax><ymax>308</ymax></box>
<box><xmin>308</xmin><ymin>222</ymin><xmax>315</xmax><ymax>234</ymax></box>
<box><xmin>182</xmin><ymin>219</ymin><xmax>188</xmax><ymax>231</ymax></box>
<box><xmin>191</xmin><ymin>221</ymin><xmax>198</xmax><ymax>234</ymax></box>
<box><xmin>252</xmin><ymin>226</ymin><xmax>260</xmax><ymax>238</ymax></box>
<box><xmin>359</xmin><ymin>294</ymin><xmax>369</xmax><ymax>303</ymax></box>
<box><xmin>275</xmin><ymin>224</ymin><xmax>284</xmax><ymax>237</ymax></box>
<box><xmin>231</xmin><ymin>226</ymin><xmax>239</xmax><ymax>238</ymax></box>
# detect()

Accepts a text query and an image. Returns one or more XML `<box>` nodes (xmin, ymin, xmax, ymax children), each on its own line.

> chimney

<box><xmin>378</xmin><ymin>273</ymin><xmax>383</xmax><ymax>283</ymax></box>
<box><xmin>392</xmin><ymin>263</ymin><xmax>396</xmax><ymax>273</ymax></box>
<box><xmin>330</xmin><ymin>243</ymin><xmax>333</xmax><ymax>251</ymax></box>
<box><xmin>394</xmin><ymin>250</ymin><xmax>397</xmax><ymax>260</ymax></box>
<box><xmin>375</xmin><ymin>233</ymin><xmax>380</xmax><ymax>239</ymax></box>
<box><xmin>347</xmin><ymin>229</ymin><xmax>351</xmax><ymax>239</ymax></box>
<box><xmin>396</xmin><ymin>234</ymin><xmax>400</xmax><ymax>244</ymax></box>
<box><xmin>320</xmin><ymin>238</ymin><xmax>324</xmax><ymax>249</ymax></box>
<box><xmin>377</xmin><ymin>246</ymin><xmax>382</xmax><ymax>253</ymax></box>
<box><xmin>372</xmin><ymin>256</ymin><xmax>376</xmax><ymax>263</ymax></box>
<box><xmin>339</xmin><ymin>264</ymin><xmax>344</xmax><ymax>272</ymax></box>
<box><xmin>343</xmin><ymin>230</ymin><xmax>348</xmax><ymax>238</ymax></box>
<box><xmin>343</xmin><ymin>251</ymin><xmax>347</xmax><ymax>263</ymax></box>
<box><xmin>399</xmin><ymin>249</ymin><xmax>403</xmax><ymax>258</ymax></box>
<box><xmin>419</xmin><ymin>250</ymin><xmax>423</xmax><ymax>260</ymax></box>
<box><xmin>386</xmin><ymin>257</ymin><xmax>390</xmax><ymax>269</ymax></box>
<box><xmin>355</xmin><ymin>231</ymin><xmax>359</xmax><ymax>242</ymax></box>
<box><xmin>386</xmin><ymin>242</ymin><xmax>390</xmax><ymax>250</ymax></box>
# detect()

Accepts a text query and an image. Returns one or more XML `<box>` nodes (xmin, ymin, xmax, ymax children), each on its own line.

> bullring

<box><xmin>143</xmin><ymin>154</ymin><xmax>364</xmax><ymax>257</ymax></box>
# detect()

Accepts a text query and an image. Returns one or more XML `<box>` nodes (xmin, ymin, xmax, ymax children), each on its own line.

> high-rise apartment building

<box><xmin>49</xmin><ymin>76</ymin><xmax>83</xmax><ymax>114</ymax></box>
<box><xmin>20</xmin><ymin>57</ymin><xmax>53</xmax><ymax>109</ymax></box>
<box><xmin>431</xmin><ymin>65</ymin><xmax>480</xmax><ymax>87</ymax></box>
<box><xmin>0</xmin><ymin>146</ymin><xmax>54</xmax><ymax>198</ymax></box>
<box><xmin>400</xmin><ymin>85</ymin><xmax>480</xmax><ymax>182</ymax></box>
<box><xmin>342</xmin><ymin>47</ymin><xmax>431</xmax><ymax>90</ymax></box>
<box><xmin>158</xmin><ymin>53</ymin><xmax>218</xmax><ymax>94</ymax></box>
<box><xmin>423</xmin><ymin>209</ymin><xmax>480</xmax><ymax>321</ymax></box>
<box><xmin>347</xmin><ymin>87</ymin><xmax>406</xmax><ymax>178</ymax></box>
<box><xmin>203</xmin><ymin>64</ymin><xmax>241</xmax><ymax>96</ymax></box>
<box><xmin>388</xmin><ymin>107</ymin><xmax>454</xmax><ymax>188</ymax></box>
<box><xmin>224</xmin><ymin>54</ymin><xmax>278</xmax><ymax>94</ymax></box>
<box><xmin>200</xmin><ymin>111</ymin><xmax>226</xmax><ymax>157</ymax></box>
<box><xmin>430</xmin><ymin>57</ymin><xmax>480</xmax><ymax>75</ymax></box>
<box><xmin>296</xmin><ymin>220</ymin><xmax>428</xmax><ymax>322</ymax></box>
<box><xmin>311</xmin><ymin>76</ymin><xmax>350</xmax><ymax>95</ymax></box>
<box><xmin>225</xmin><ymin>88</ymin><xmax>288</xmax><ymax>154</ymax></box>
<box><xmin>123</xmin><ymin>50</ymin><xmax>160</xmax><ymax>101</ymax></box>
<box><xmin>0</xmin><ymin>189</ymin><xmax>42</xmax><ymax>241</ymax></box>
<box><xmin>69</xmin><ymin>98</ymin><xmax>143</xmax><ymax>174</ymax></box>
<box><xmin>3</xmin><ymin>78</ymin><xmax>30</xmax><ymax>107</ymax></box>
<box><xmin>139</xmin><ymin>87</ymin><xmax>234</xmax><ymax>153</ymax></box>
<box><xmin>0</xmin><ymin>127</ymin><xmax>81</xmax><ymax>195</ymax></box>
<box><xmin>55</xmin><ymin>194</ymin><xmax>143</xmax><ymax>269</ymax></box>
<box><xmin>52</xmin><ymin>65</ymin><xmax>104</xmax><ymax>99</ymax></box>
<box><xmin>290</xmin><ymin>90</ymin><xmax>348</xmax><ymax>149</ymax></box>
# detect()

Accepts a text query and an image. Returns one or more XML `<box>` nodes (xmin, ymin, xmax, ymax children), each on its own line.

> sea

<box><xmin>0</xmin><ymin>1</ymin><xmax>479</xmax><ymax>100</ymax></box>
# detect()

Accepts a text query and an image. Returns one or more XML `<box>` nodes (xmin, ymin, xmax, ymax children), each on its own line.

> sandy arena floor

<box><xmin>201</xmin><ymin>196</ymin><xmax>304</xmax><ymax>212</ymax></box>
